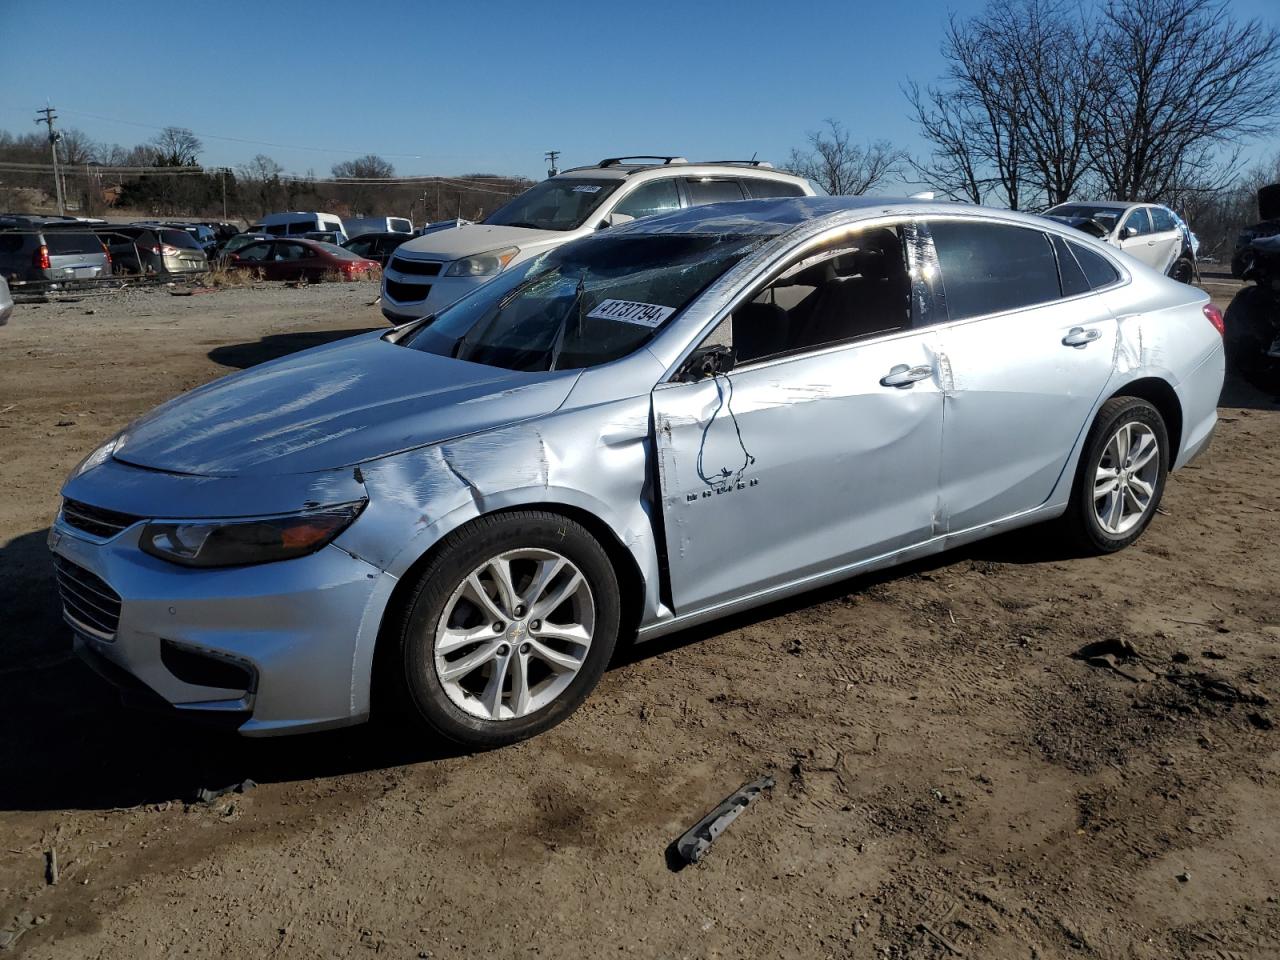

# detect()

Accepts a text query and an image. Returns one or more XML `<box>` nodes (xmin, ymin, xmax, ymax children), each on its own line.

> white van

<box><xmin>259</xmin><ymin>212</ymin><xmax>348</xmax><ymax>242</ymax></box>
<box><xmin>345</xmin><ymin>216</ymin><xmax>413</xmax><ymax>239</ymax></box>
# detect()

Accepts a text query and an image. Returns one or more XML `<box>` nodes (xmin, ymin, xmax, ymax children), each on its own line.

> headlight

<box><xmin>71</xmin><ymin>433</ymin><xmax>123</xmax><ymax>479</ymax></box>
<box><xmin>139</xmin><ymin>502</ymin><xmax>365</xmax><ymax>568</ymax></box>
<box><xmin>445</xmin><ymin>246</ymin><xmax>519</xmax><ymax>278</ymax></box>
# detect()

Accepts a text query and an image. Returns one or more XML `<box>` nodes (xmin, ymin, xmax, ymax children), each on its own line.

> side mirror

<box><xmin>598</xmin><ymin>212</ymin><xmax>636</xmax><ymax>230</ymax></box>
<box><xmin>1120</xmin><ymin>226</ymin><xmax>1137</xmax><ymax>240</ymax></box>
<box><xmin>679</xmin><ymin>343</ymin><xmax>735</xmax><ymax>382</ymax></box>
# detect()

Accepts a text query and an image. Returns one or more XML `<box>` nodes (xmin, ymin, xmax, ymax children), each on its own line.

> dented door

<box><xmin>652</xmin><ymin>333</ymin><xmax>945</xmax><ymax>615</ymax></box>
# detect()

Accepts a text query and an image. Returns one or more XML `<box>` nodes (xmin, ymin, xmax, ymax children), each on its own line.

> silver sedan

<box><xmin>50</xmin><ymin>197</ymin><xmax>1225</xmax><ymax>747</ymax></box>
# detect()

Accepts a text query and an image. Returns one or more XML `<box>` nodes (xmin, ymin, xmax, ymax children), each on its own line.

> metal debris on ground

<box><xmin>674</xmin><ymin>775</ymin><xmax>774</xmax><ymax>865</ymax></box>
<box><xmin>1070</xmin><ymin>638</ymin><xmax>1155</xmax><ymax>682</ymax></box>
<box><xmin>45</xmin><ymin>849</ymin><xmax>57</xmax><ymax>885</ymax></box>
<box><xmin>193</xmin><ymin>779</ymin><xmax>257</xmax><ymax>804</ymax></box>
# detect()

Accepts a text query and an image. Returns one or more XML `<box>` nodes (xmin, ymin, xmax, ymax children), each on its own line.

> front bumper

<box><xmin>379</xmin><ymin>272</ymin><xmax>487</xmax><ymax>324</ymax></box>
<box><xmin>49</xmin><ymin>514</ymin><xmax>387</xmax><ymax>736</ymax></box>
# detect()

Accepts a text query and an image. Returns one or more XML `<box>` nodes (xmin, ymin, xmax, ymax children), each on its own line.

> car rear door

<box><xmin>651</xmin><ymin>222</ymin><xmax>945</xmax><ymax>613</ymax></box>
<box><xmin>1148</xmin><ymin>206</ymin><xmax>1184</xmax><ymax>273</ymax></box>
<box><xmin>926</xmin><ymin>220</ymin><xmax>1118</xmax><ymax>532</ymax></box>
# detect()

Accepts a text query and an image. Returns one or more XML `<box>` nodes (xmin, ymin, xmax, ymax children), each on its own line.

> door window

<box><xmin>929</xmin><ymin>221</ymin><xmax>1061</xmax><ymax>320</ymax></box>
<box><xmin>613</xmin><ymin>180</ymin><xmax>682</xmax><ymax>220</ymax></box>
<box><xmin>702</xmin><ymin>226</ymin><xmax>912</xmax><ymax>366</ymax></box>
<box><xmin>346</xmin><ymin>238</ymin><xmax>374</xmax><ymax>257</ymax></box>
<box><xmin>743</xmin><ymin>179</ymin><xmax>807</xmax><ymax>199</ymax></box>
<box><xmin>1050</xmin><ymin>234</ymin><xmax>1090</xmax><ymax>297</ymax></box>
<box><xmin>274</xmin><ymin>243</ymin><xmax>309</xmax><ymax>261</ymax></box>
<box><xmin>1122</xmin><ymin>208</ymin><xmax>1153</xmax><ymax>236</ymax></box>
<box><xmin>1150</xmin><ymin>206</ymin><xmax>1177</xmax><ymax>232</ymax></box>
<box><xmin>684</xmin><ymin>178</ymin><xmax>745</xmax><ymax>205</ymax></box>
<box><xmin>237</xmin><ymin>242</ymin><xmax>273</xmax><ymax>262</ymax></box>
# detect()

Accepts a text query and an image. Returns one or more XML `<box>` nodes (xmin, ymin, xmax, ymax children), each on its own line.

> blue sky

<box><xmin>2</xmin><ymin>0</ymin><xmax>1278</xmax><ymax>181</ymax></box>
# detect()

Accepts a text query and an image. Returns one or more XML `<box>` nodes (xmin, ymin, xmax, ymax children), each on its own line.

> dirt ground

<box><xmin>1</xmin><ymin>278</ymin><xmax>1277</xmax><ymax>959</ymax></box>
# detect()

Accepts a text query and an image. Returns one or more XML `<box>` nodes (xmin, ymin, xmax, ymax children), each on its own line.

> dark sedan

<box><xmin>224</xmin><ymin>238</ymin><xmax>380</xmax><ymax>281</ymax></box>
<box><xmin>342</xmin><ymin>232</ymin><xmax>412</xmax><ymax>267</ymax></box>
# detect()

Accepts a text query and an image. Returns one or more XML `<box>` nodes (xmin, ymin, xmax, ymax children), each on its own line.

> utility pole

<box><xmin>545</xmin><ymin>150</ymin><xmax>560</xmax><ymax>177</ymax></box>
<box><xmin>220</xmin><ymin>168</ymin><xmax>229</xmax><ymax>220</ymax></box>
<box><xmin>35</xmin><ymin>104</ymin><xmax>65</xmax><ymax>215</ymax></box>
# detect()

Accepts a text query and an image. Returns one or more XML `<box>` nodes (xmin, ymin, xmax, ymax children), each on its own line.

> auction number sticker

<box><xmin>587</xmin><ymin>299</ymin><xmax>676</xmax><ymax>327</ymax></box>
<box><xmin>572</xmin><ymin>185</ymin><xmax>602</xmax><ymax>193</ymax></box>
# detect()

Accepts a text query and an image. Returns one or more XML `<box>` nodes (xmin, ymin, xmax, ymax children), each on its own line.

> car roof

<box><xmin>553</xmin><ymin>158</ymin><xmax>809</xmax><ymax>186</ymax></box>
<box><xmin>1051</xmin><ymin>200</ymin><xmax>1162</xmax><ymax>211</ymax></box>
<box><xmin>613</xmin><ymin>195</ymin><xmax>1118</xmax><ymax>240</ymax></box>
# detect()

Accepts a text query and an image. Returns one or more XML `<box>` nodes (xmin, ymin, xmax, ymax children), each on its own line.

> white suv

<box><xmin>380</xmin><ymin>156</ymin><xmax>814</xmax><ymax>323</ymax></box>
<box><xmin>1045</xmin><ymin>201</ymin><xmax>1198</xmax><ymax>283</ymax></box>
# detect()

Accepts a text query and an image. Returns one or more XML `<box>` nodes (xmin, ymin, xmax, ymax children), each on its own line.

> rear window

<box><xmin>390</xmin><ymin>218</ymin><xmax>412</xmax><ymax>233</ymax></box>
<box><xmin>1069</xmin><ymin>241</ymin><xmax>1121</xmax><ymax>289</ymax></box>
<box><xmin>317</xmin><ymin>242</ymin><xmax>362</xmax><ymax>260</ymax></box>
<box><xmin>159</xmin><ymin>229</ymin><xmax>200</xmax><ymax>249</ymax></box>
<box><xmin>44</xmin><ymin>232</ymin><xmax>104</xmax><ymax>255</ymax></box>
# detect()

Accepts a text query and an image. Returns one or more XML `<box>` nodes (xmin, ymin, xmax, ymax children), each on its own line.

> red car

<box><xmin>224</xmin><ymin>238</ymin><xmax>380</xmax><ymax>281</ymax></box>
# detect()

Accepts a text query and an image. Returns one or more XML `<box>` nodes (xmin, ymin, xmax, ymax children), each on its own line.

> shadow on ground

<box><xmin>0</xmin><ymin>519</ymin><xmax>1080</xmax><ymax>813</ymax></box>
<box><xmin>208</xmin><ymin>327</ymin><xmax>378</xmax><ymax>369</ymax></box>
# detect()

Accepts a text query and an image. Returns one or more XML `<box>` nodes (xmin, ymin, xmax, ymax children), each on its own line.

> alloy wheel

<box><xmin>433</xmin><ymin>549</ymin><xmax>595</xmax><ymax>721</ymax></box>
<box><xmin>1093</xmin><ymin>421</ymin><xmax>1161</xmax><ymax>536</ymax></box>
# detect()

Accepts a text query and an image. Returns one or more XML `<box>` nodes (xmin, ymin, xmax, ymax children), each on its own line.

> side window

<box><xmin>1122</xmin><ymin>208</ymin><xmax>1153</xmax><ymax>236</ymax></box>
<box><xmin>743</xmin><ymin>179</ymin><xmax>806</xmax><ymax>199</ymax></box>
<box><xmin>929</xmin><ymin>221</ymin><xmax>1061</xmax><ymax>320</ymax></box>
<box><xmin>275</xmin><ymin>243</ymin><xmax>308</xmax><ymax>261</ymax></box>
<box><xmin>264</xmin><ymin>224</ymin><xmax>287</xmax><ymax>236</ymax></box>
<box><xmin>1150</xmin><ymin>207</ymin><xmax>1177</xmax><ymax>232</ymax></box>
<box><xmin>1068</xmin><ymin>241</ymin><xmax>1121</xmax><ymax>289</ymax></box>
<box><xmin>613</xmin><ymin>180</ymin><xmax>681</xmax><ymax>221</ymax></box>
<box><xmin>346</xmin><ymin>238</ymin><xmax>373</xmax><ymax>256</ymax></box>
<box><xmin>1051</xmin><ymin>234</ymin><xmax>1091</xmax><ymax>297</ymax></box>
<box><xmin>238</xmin><ymin>242</ymin><xmax>273</xmax><ymax>262</ymax></box>
<box><xmin>684</xmin><ymin>178</ymin><xmax>745</xmax><ymax>205</ymax></box>
<box><xmin>0</xmin><ymin>234</ymin><xmax>24</xmax><ymax>254</ymax></box>
<box><xmin>703</xmin><ymin>226</ymin><xmax>912</xmax><ymax>366</ymax></box>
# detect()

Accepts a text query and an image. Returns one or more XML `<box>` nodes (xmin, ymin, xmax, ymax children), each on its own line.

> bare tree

<box><xmin>331</xmin><ymin>155</ymin><xmax>395</xmax><ymax>214</ymax></box>
<box><xmin>237</xmin><ymin>154</ymin><xmax>284</xmax><ymax>216</ymax></box>
<box><xmin>150</xmin><ymin>127</ymin><xmax>202</xmax><ymax>167</ymax></box>
<box><xmin>1088</xmin><ymin>0</ymin><xmax>1280</xmax><ymax>201</ymax></box>
<box><xmin>906</xmin><ymin>80</ymin><xmax>988</xmax><ymax>204</ymax></box>
<box><xmin>787</xmin><ymin>120</ymin><xmax>906</xmax><ymax>195</ymax></box>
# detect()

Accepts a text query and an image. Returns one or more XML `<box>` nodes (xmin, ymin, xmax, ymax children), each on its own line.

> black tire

<box><xmin>1062</xmin><ymin>396</ymin><xmax>1169</xmax><ymax>554</ymax></box>
<box><xmin>1169</xmin><ymin>256</ymin><xmax>1195</xmax><ymax>284</ymax></box>
<box><xmin>392</xmin><ymin>510</ymin><xmax>620</xmax><ymax>748</ymax></box>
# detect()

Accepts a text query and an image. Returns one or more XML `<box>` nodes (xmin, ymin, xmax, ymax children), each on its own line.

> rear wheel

<box><xmin>1062</xmin><ymin>397</ymin><xmax>1168</xmax><ymax>553</ymax></box>
<box><xmin>1169</xmin><ymin>257</ymin><xmax>1196</xmax><ymax>284</ymax></box>
<box><xmin>393</xmin><ymin>511</ymin><xmax>620</xmax><ymax>748</ymax></box>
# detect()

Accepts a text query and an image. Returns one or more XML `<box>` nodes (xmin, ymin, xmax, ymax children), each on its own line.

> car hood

<box><xmin>394</xmin><ymin>223</ymin><xmax>570</xmax><ymax>262</ymax></box>
<box><xmin>111</xmin><ymin>332</ymin><xmax>578</xmax><ymax>477</ymax></box>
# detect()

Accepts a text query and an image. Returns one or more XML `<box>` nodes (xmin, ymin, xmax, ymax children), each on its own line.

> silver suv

<box><xmin>0</xmin><ymin>216</ymin><xmax>112</xmax><ymax>287</ymax></box>
<box><xmin>380</xmin><ymin>157</ymin><xmax>814</xmax><ymax>323</ymax></box>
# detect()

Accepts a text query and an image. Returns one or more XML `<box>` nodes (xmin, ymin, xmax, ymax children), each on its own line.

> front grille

<box><xmin>53</xmin><ymin>554</ymin><xmax>122</xmax><ymax>639</ymax></box>
<box><xmin>386</xmin><ymin>279</ymin><xmax>430</xmax><ymax>302</ymax></box>
<box><xmin>61</xmin><ymin>498</ymin><xmax>141</xmax><ymax>539</ymax></box>
<box><xmin>389</xmin><ymin>256</ymin><xmax>442</xmax><ymax>277</ymax></box>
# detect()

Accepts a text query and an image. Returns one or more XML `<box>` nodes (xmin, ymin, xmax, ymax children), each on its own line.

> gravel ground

<box><xmin>0</xmin><ymin>279</ymin><xmax>1277</xmax><ymax>959</ymax></box>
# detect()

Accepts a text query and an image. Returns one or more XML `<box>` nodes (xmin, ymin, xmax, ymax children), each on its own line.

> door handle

<box><xmin>1062</xmin><ymin>326</ymin><xmax>1102</xmax><ymax>347</ymax></box>
<box><xmin>880</xmin><ymin>364</ymin><xmax>933</xmax><ymax>388</ymax></box>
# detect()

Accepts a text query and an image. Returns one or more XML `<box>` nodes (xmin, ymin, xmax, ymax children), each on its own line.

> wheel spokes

<box><xmin>531</xmin><ymin>570</ymin><xmax>584</xmax><ymax>621</ymax></box>
<box><xmin>527</xmin><ymin>638</ymin><xmax>583</xmax><ymax>674</ymax></box>
<box><xmin>1128</xmin><ymin>432</ymin><xmax>1157</xmax><ymax>471</ymax></box>
<box><xmin>479</xmin><ymin>652</ymin><xmax>510</xmax><ymax>720</ymax></box>
<box><xmin>438</xmin><ymin>640</ymin><xmax>502</xmax><ymax>682</ymax></box>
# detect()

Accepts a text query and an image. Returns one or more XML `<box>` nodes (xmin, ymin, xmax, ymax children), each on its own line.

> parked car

<box><xmin>342</xmin><ymin>231</ymin><xmax>412</xmax><ymax>267</ymax></box>
<box><xmin>51</xmin><ymin>197</ymin><xmax>1223</xmax><ymax>746</ymax></box>
<box><xmin>380</xmin><ymin>157</ymin><xmax>814</xmax><ymax>323</ymax></box>
<box><xmin>223</xmin><ymin>237</ymin><xmax>379</xmax><ymax>281</ymax></box>
<box><xmin>259</xmin><ymin>211</ymin><xmax>347</xmax><ymax>243</ymax></box>
<box><xmin>162</xmin><ymin>223</ymin><xmax>219</xmax><ymax>258</ymax></box>
<box><xmin>0</xmin><ymin>216</ymin><xmax>111</xmax><ymax>285</ymax></box>
<box><xmin>0</xmin><ymin>275</ymin><xmax>12</xmax><ymax>325</ymax></box>
<box><xmin>1230</xmin><ymin>183</ymin><xmax>1280</xmax><ymax>279</ymax></box>
<box><xmin>92</xmin><ymin>225</ymin><xmax>208</xmax><ymax>276</ymax></box>
<box><xmin>216</xmin><ymin>232</ymin><xmax>271</xmax><ymax>266</ymax></box>
<box><xmin>1045</xmin><ymin>201</ymin><xmax>1197</xmax><ymax>282</ymax></box>
<box><xmin>346</xmin><ymin>216</ymin><xmax>413</xmax><ymax>238</ymax></box>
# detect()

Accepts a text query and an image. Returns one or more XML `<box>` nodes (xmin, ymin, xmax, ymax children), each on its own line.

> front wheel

<box><xmin>1061</xmin><ymin>397</ymin><xmax>1169</xmax><ymax>554</ymax></box>
<box><xmin>1169</xmin><ymin>257</ymin><xmax>1196</xmax><ymax>284</ymax></box>
<box><xmin>393</xmin><ymin>511</ymin><xmax>620</xmax><ymax>748</ymax></box>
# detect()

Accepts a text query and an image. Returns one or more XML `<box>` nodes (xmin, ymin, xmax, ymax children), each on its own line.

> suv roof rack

<box><xmin>699</xmin><ymin>159</ymin><xmax>774</xmax><ymax>168</ymax></box>
<box><xmin>598</xmin><ymin>155</ymin><xmax>687</xmax><ymax>167</ymax></box>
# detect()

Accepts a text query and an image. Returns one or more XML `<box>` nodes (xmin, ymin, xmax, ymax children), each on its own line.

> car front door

<box><xmin>926</xmin><ymin>220</ymin><xmax>1118</xmax><ymax>532</ymax></box>
<box><xmin>1116</xmin><ymin>207</ymin><xmax>1161</xmax><ymax>268</ymax></box>
<box><xmin>651</xmin><ymin>223</ymin><xmax>945</xmax><ymax>613</ymax></box>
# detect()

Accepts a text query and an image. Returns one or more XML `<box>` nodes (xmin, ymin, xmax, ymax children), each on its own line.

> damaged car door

<box><xmin>925</xmin><ymin>219</ymin><xmax>1119</xmax><ymax>531</ymax></box>
<box><xmin>652</xmin><ymin>223</ymin><xmax>945</xmax><ymax>613</ymax></box>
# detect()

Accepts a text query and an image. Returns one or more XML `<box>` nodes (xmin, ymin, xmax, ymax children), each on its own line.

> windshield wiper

<box><xmin>547</xmin><ymin>272</ymin><xmax>587</xmax><ymax>371</ymax></box>
<box><xmin>502</xmin><ymin>220</ymin><xmax>546</xmax><ymax>230</ymax></box>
